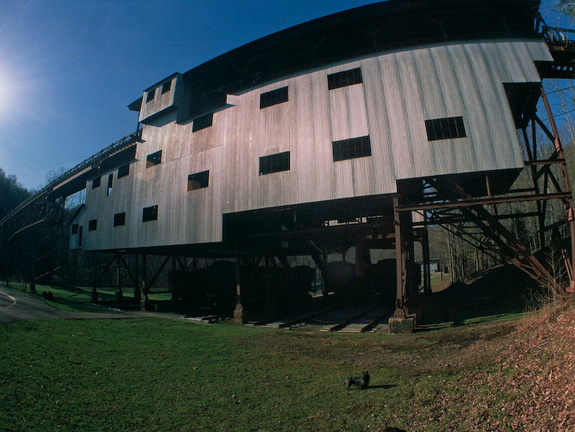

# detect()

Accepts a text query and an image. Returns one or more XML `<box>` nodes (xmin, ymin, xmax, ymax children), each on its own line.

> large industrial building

<box><xmin>3</xmin><ymin>0</ymin><xmax>574</xmax><ymax>330</ymax></box>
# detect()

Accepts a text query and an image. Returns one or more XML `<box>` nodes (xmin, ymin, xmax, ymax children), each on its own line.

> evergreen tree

<box><xmin>0</xmin><ymin>168</ymin><xmax>31</xmax><ymax>220</ymax></box>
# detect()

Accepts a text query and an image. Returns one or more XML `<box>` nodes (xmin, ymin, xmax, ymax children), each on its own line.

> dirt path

<box><xmin>0</xmin><ymin>285</ymin><xmax>182</xmax><ymax>323</ymax></box>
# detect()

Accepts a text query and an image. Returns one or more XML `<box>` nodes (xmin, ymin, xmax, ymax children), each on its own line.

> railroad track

<box><xmin>252</xmin><ymin>302</ymin><xmax>393</xmax><ymax>332</ymax></box>
<box><xmin>321</xmin><ymin>306</ymin><xmax>394</xmax><ymax>333</ymax></box>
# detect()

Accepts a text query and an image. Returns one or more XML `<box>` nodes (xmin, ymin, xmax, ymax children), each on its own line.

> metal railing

<box><xmin>0</xmin><ymin>129</ymin><xmax>142</xmax><ymax>227</ymax></box>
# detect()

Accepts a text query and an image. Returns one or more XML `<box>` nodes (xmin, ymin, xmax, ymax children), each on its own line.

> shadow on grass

<box><xmin>368</xmin><ymin>385</ymin><xmax>398</xmax><ymax>390</ymax></box>
<box><xmin>419</xmin><ymin>266</ymin><xmax>540</xmax><ymax>328</ymax></box>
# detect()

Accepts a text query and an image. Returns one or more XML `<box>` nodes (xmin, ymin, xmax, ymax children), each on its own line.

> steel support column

<box><xmin>539</xmin><ymin>86</ymin><xmax>575</xmax><ymax>291</ymax></box>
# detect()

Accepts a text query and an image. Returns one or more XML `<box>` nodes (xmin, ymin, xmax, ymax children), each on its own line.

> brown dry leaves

<box><xmin>430</xmin><ymin>304</ymin><xmax>575</xmax><ymax>431</ymax></box>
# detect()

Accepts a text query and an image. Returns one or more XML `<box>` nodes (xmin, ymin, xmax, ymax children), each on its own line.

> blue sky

<box><xmin>0</xmin><ymin>0</ymin><xmax>570</xmax><ymax>191</ymax></box>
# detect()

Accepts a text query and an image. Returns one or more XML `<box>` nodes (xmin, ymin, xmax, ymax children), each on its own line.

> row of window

<box><xmin>79</xmin><ymin>116</ymin><xmax>466</xmax><ymax>233</ymax></box>
<box><xmin>75</xmin><ymin>204</ymin><xmax>160</xmax><ymax>234</ymax></box>
<box><xmin>144</xmin><ymin>67</ymin><xmax>364</xmax><ymax>108</ymax></box>
<box><xmin>148</xmin><ymin>68</ymin><xmax>364</xmax><ymax>134</ymax></box>
<box><xmin>92</xmin><ymin>116</ymin><xmax>466</xmax><ymax>188</ymax></box>
<box><xmin>92</xmin><ymin>164</ymin><xmax>130</xmax><ymax>190</ymax></box>
<box><xmin>144</xmin><ymin>69</ymin><xmax>468</xmax><ymax>147</ymax></box>
<box><xmin>146</xmin><ymin>80</ymin><xmax>172</xmax><ymax>103</ymax></box>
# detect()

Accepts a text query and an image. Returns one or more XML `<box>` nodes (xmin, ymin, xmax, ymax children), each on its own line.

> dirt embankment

<box><xmin>432</xmin><ymin>303</ymin><xmax>575</xmax><ymax>431</ymax></box>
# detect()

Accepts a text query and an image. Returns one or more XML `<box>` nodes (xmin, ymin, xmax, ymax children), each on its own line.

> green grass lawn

<box><xmin>1</xmin><ymin>268</ymin><xmax>542</xmax><ymax>431</ymax></box>
<box><xmin>0</xmin><ymin>315</ymin><xmax>523</xmax><ymax>432</ymax></box>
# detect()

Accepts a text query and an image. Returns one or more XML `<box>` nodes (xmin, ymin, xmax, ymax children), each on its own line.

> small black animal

<box><xmin>344</xmin><ymin>371</ymin><xmax>370</xmax><ymax>390</ymax></box>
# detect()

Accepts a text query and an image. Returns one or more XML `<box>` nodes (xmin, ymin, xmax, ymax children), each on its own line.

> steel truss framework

<box><xmin>393</xmin><ymin>85</ymin><xmax>575</xmax><ymax>320</ymax></box>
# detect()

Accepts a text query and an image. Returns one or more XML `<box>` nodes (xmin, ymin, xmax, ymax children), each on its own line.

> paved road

<box><xmin>0</xmin><ymin>286</ymin><xmax>179</xmax><ymax>323</ymax></box>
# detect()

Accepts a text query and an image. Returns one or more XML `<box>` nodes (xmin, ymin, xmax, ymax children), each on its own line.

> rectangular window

<box><xmin>146</xmin><ymin>88</ymin><xmax>156</xmax><ymax>102</ymax></box>
<box><xmin>106</xmin><ymin>173</ymin><xmax>113</xmax><ymax>197</ymax></box>
<box><xmin>88</xmin><ymin>219</ymin><xmax>98</xmax><ymax>231</ymax></box>
<box><xmin>161</xmin><ymin>81</ymin><xmax>171</xmax><ymax>94</ymax></box>
<box><xmin>146</xmin><ymin>150</ymin><xmax>162</xmax><ymax>168</ymax></box>
<box><xmin>113</xmin><ymin>212</ymin><xmax>126</xmax><ymax>227</ymax></box>
<box><xmin>192</xmin><ymin>113</ymin><xmax>213</xmax><ymax>132</ymax></box>
<box><xmin>92</xmin><ymin>176</ymin><xmax>101</xmax><ymax>189</ymax></box>
<box><xmin>188</xmin><ymin>170</ymin><xmax>210</xmax><ymax>191</ymax></box>
<box><xmin>425</xmin><ymin>116</ymin><xmax>466</xmax><ymax>141</ymax></box>
<box><xmin>259</xmin><ymin>151</ymin><xmax>290</xmax><ymax>175</ymax></box>
<box><xmin>328</xmin><ymin>68</ymin><xmax>363</xmax><ymax>90</ymax></box>
<box><xmin>71</xmin><ymin>224</ymin><xmax>79</xmax><ymax>235</ymax></box>
<box><xmin>118</xmin><ymin>164</ymin><xmax>130</xmax><ymax>178</ymax></box>
<box><xmin>142</xmin><ymin>205</ymin><xmax>158</xmax><ymax>222</ymax></box>
<box><xmin>260</xmin><ymin>87</ymin><xmax>289</xmax><ymax>109</ymax></box>
<box><xmin>333</xmin><ymin>136</ymin><xmax>372</xmax><ymax>162</ymax></box>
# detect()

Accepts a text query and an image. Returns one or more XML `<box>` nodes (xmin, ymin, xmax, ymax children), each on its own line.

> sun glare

<box><xmin>0</xmin><ymin>65</ymin><xmax>19</xmax><ymax>121</ymax></box>
<box><xmin>0</xmin><ymin>61</ymin><xmax>39</xmax><ymax>125</ymax></box>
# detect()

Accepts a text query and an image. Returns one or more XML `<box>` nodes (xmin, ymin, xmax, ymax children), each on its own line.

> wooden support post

<box><xmin>140</xmin><ymin>254</ymin><xmax>149</xmax><ymax>311</ymax></box>
<box><xmin>422</xmin><ymin>226</ymin><xmax>432</xmax><ymax>295</ymax></box>
<box><xmin>91</xmin><ymin>252</ymin><xmax>98</xmax><ymax>302</ymax></box>
<box><xmin>116</xmin><ymin>253</ymin><xmax>123</xmax><ymax>302</ymax></box>
<box><xmin>355</xmin><ymin>236</ymin><xmax>366</xmax><ymax>278</ymax></box>
<box><xmin>233</xmin><ymin>249</ymin><xmax>247</xmax><ymax>323</ymax></box>
<box><xmin>134</xmin><ymin>254</ymin><xmax>141</xmax><ymax>303</ymax></box>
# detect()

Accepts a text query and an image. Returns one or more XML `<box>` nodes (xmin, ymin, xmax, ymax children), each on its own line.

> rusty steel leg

<box><xmin>389</xmin><ymin>196</ymin><xmax>415</xmax><ymax>333</ymax></box>
<box><xmin>540</xmin><ymin>86</ymin><xmax>575</xmax><ymax>291</ymax></box>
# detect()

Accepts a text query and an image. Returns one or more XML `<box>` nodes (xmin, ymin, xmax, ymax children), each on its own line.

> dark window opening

<box><xmin>260</xmin><ymin>87</ymin><xmax>288</xmax><ymax>109</ymax></box>
<box><xmin>192</xmin><ymin>113</ymin><xmax>213</xmax><ymax>132</ymax></box>
<box><xmin>146</xmin><ymin>88</ymin><xmax>156</xmax><ymax>102</ymax></box>
<box><xmin>88</xmin><ymin>219</ymin><xmax>98</xmax><ymax>231</ymax></box>
<box><xmin>425</xmin><ymin>116</ymin><xmax>467</xmax><ymax>141</ymax></box>
<box><xmin>92</xmin><ymin>176</ymin><xmax>101</xmax><ymax>189</ymax></box>
<box><xmin>142</xmin><ymin>205</ymin><xmax>158</xmax><ymax>222</ymax></box>
<box><xmin>188</xmin><ymin>170</ymin><xmax>210</xmax><ymax>191</ymax></box>
<box><xmin>161</xmin><ymin>81</ymin><xmax>172</xmax><ymax>94</ymax></box>
<box><xmin>259</xmin><ymin>151</ymin><xmax>290</xmax><ymax>175</ymax></box>
<box><xmin>333</xmin><ymin>136</ymin><xmax>372</xmax><ymax>161</ymax></box>
<box><xmin>118</xmin><ymin>164</ymin><xmax>130</xmax><ymax>178</ymax></box>
<box><xmin>146</xmin><ymin>150</ymin><xmax>162</xmax><ymax>168</ymax></box>
<box><xmin>106</xmin><ymin>173</ymin><xmax>113</xmax><ymax>197</ymax></box>
<box><xmin>113</xmin><ymin>212</ymin><xmax>126</xmax><ymax>227</ymax></box>
<box><xmin>71</xmin><ymin>224</ymin><xmax>79</xmax><ymax>235</ymax></box>
<box><xmin>78</xmin><ymin>226</ymin><xmax>83</xmax><ymax>247</ymax></box>
<box><xmin>328</xmin><ymin>68</ymin><xmax>363</xmax><ymax>90</ymax></box>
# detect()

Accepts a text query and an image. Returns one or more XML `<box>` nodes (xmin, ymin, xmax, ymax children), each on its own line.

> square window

<box><xmin>88</xmin><ymin>219</ymin><xmax>98</xmax><ymax>231</ymax></box>
<box><xmin>259</xmin><ymin>152</ymin><xmax>290</xmax><ymax>175</ymax></box>
<box><xmin>332</xmin><ymin>136</ymin><xmax>372</xmax><ymax>161</ymax></box>
<box><xmin>260</xmin><ymin>87</ymin><xmax>289</xmax><ymax>109</ymax></box>
<box><xmin>92</xmin><ymin>176</ymin><xmax>101</xmax><ymax>189</ymax></box>
<box><xmin>142</xmin><ymin>205</ymin><xmax>158</xmax><ymax>222</ymax></box>
<box><xmin>188</xmin><ymin>170</ymin><xmax>210</xmax><ymax>191</ymax></box>
<box><xmin>328</xmin><ymin>68</ymin><xmax>363</xmax><ymax>90</ymax></box>
<box><xmin>118</xmin><ymin>164</ymin><xmax>130</xmax><ymax>178</ymax></box>
<box><xmin>192</xmin><ymin>113</ymin><xmax>213</xmax><ymax>132</ymax></box>
<box><xmin>146</xmin><ymin>150</ymin><xmax>162</xmax><ymax>168</ymax></box>
<box><xmin>113</xmin><ymin>212</ymin><xmax>126</xmax><ymax>227</ymax></box>
<box><xmin>425</xmin><ymin>117</ymin><xmax>466</xmax><ymax>141</ymax></box>
<box><xmin>146</xmin><ymin>88</ymin><xmax>156</xmax><ymax>102</ymax></box>
<box><xmin>161</xmin><ymin>81</ymin><xmax>172</xmax><ymax>94</ymax></box>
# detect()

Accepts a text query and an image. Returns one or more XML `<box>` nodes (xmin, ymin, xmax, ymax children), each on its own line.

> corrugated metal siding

<box><xmin>79</xmin><ymin>39</ymin><xmax>551</xmax><ymax>251</ymax></box>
